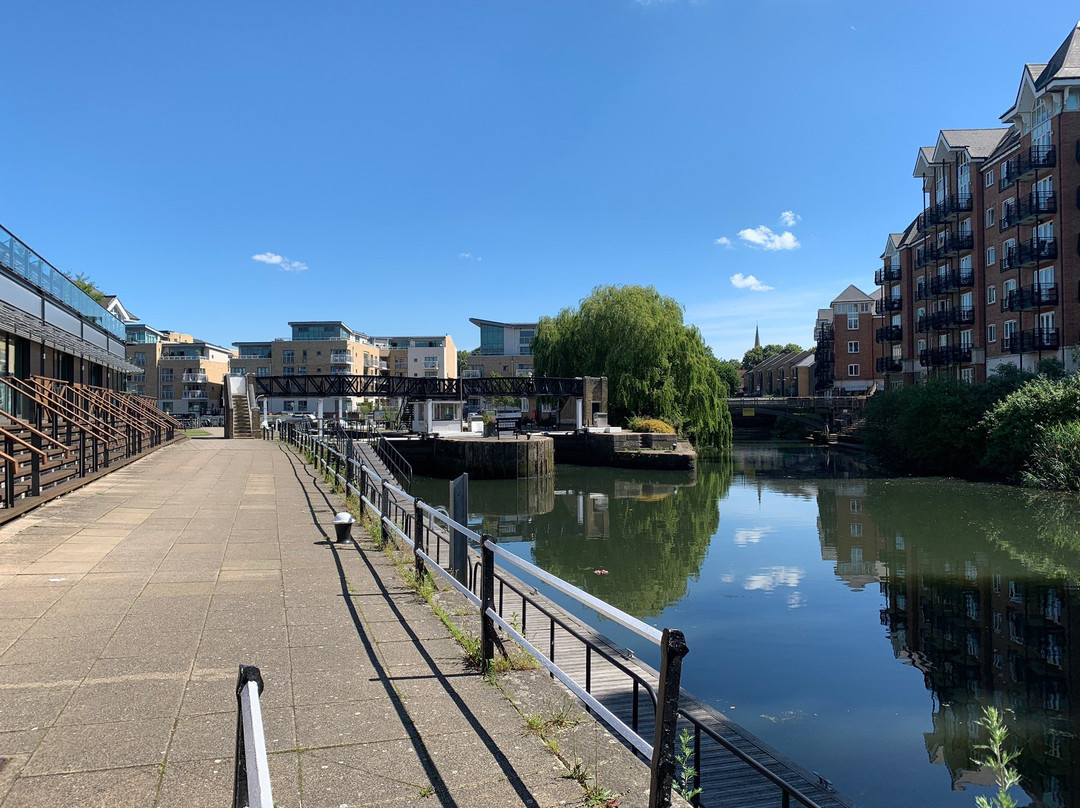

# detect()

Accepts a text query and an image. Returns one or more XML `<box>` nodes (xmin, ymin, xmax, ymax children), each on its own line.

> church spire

<box><xmin>754</xmin><ymin>323</ymin><xmax>760</xmax><ymax>349</ymax></box>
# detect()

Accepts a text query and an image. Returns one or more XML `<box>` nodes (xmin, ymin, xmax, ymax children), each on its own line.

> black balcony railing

<box><xmin>1001</xmin><ymin>283</ymin><xmax>1059</xmax><ymax>312</ymax></box>
<box><xmin>916</xmin><ymin>245</ymin><xmax>933</xmax><ymax>268</ymax></box>
<box><xmin>1017</xmin><ymin>145</ymin><xmax>1056</xmax><ymax>178</ymax></box>
<box><xmin>944</xmin><ymin>193</ymin><xmax>973</xmax><ymax>220</ymax></box>
<box><xmin>814</xmin><ymin>347</ymin><xmax>835</xmax><ymax>365</ymax></box>
<box><xmin>929</xmin><ymin>270</ymin><xmax>975</xmax><ymax>295</ymax></box>
<box><xmin>813</xmin><ymin>322</ymin><xmax>834</xmax><ymax>342</ymax></box>
<box><xmin>876</xmin><ymin>325</ymin><xmax>902</xmax><ymax>343</ymax></box>
<box><xmin>875</xmin><ymin>265</ymin><xmax>902</xmax><ymax>285</ymax></box>
<box><xmin>1018</xmin><ymin>191</ymin><xmax>1056</xmax><ymax>225</ymax></box>
<box><xmin>1002</xmin><ymin>238</ymin><xmax>1057</xmax><ymax>270</ymax></box>
<box><xmin>876</xmin><ymin>295</ymin><xmax>903</xmax><ymax>314</ymax></box>
<box><xmin>876</xmin><ymin>357</ymin><xmax>903</xmax><ymax>373</ymax></box>
<box><xmin>936</xmin><ymin>231</ymin><xmax>974</xmax><ymax>257</ymax></box>
<box><xmin>1003</xmin><ymin>327</ymin><xmax>1059</xmax><ymax>354</ymax></box>
<box><xmin>919</xmin><ymin>308</ymin><xmax>976</xmax><ymax>332</ymax></box>
<box><xmin>919</xmin><ymin>345</ymin><xmax>973</xmax><ymax>366</ymax></box>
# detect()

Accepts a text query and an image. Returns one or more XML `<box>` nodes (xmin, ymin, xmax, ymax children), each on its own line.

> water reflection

<box><xmin>821</xmin><ymin>477</ymin><xmax>1080</xmax><ymax>806</ymax></box>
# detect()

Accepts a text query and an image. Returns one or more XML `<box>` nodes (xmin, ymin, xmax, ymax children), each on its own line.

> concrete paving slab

<box><xmin>0</xmin><ymin>764</ymin><xmax>161</xmax><ymax>808</ymax></box>
<box><xmin>24</xmin><ymin>717</ymin><xmax>173</xmax><ymax>775</ymax></box>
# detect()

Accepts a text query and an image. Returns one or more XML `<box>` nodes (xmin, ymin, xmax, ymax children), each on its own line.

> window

<box><xmin>424</xmin><ymin>370</ymin><xmax>437</xmax><ymax>377</ymax></box>
<box><xmin>297</xmin><ymin>400</ymin><xmax>308</xmax><ymax>412</ymax></box>
<box><xmin>132</xmin><ymin>351</ymin><xmax>146</xmax><ymax>366</ymax></box>
<box><xmin>257</xmin><ymin>367</ymin><xmax>269</xmax><ymax>376</ymax></box>
<box><xmin>296</xmin><ymin>366</ymin><xmax>307</xmax><ymax>375</ymax></box>
<box><xmin>961</xmin><ymin>368</ymin><xmax>974</xmax><ymax>384</ymax></box>
<box><xmin>986</xmin><ymin>247</ymin><xmax>995</xmax><ymax>267</ymax></box>
<box><xmin>985</xmin><ymin>208</ymin><xmax>994</xmax><ymax>227</ymax></box>
<box><xmin>847</xmin><ymin>312</ymin><xmax>859</xmax><ymax>330</ymax></box>
<box><xmin>161</xmin><ymin>385</ymin><xmax>173</xmax><ymax>400</ymax></box>
<box><xmin>987</xmin><ymin>323</ymin><xmax>997</xmax><ymax>343</ymax></box>
<box><xmin>985</xmin><ymin>168</ymin><xmax>994</xmax><ymax>187</ymax></box>
<box><xmin>160</xmin><ymin>368</ymin><xmax>173</xmax><ymax>382</ymax></box>
<box><xmin>283</xmin><ymin>400</ymin><xmax>295</xmax><ymax>412</ymax></box>
<box><xmin>423</xmin><ymin>355</ymin><xmax>438</xmax><ymax>369</ymax></box>
<box><xmin>282</xmin><ymin>350</ymin><xmax>294</xmax><ymax>364</ymax></box>
<box><xmin>847</xmin><ymin>364</ymin><xmax>859</xmax><ymax>377</ymax></box>
<box><xmin>847</xmin><ymin>341</ymin><xmax>859</xmax><ymax>353</ymax></box>
<box><xmin>232</xmin><ymin>367</ymin><xmax>246</xmax><ymax>376</ymax></box>
<box><xmin>918</xmin><ymin>339</ymin><xmax>926</xmax><ymax>352</ymax></box>
<box><xmin>849</xmin><ymin>499</ymin><xmax>862</xmax><ymax>513</ymax></box>
<box><xmin>282</xmin><ymin>367</ymin><xmax>295</xmax><ymax>376</ymax></box>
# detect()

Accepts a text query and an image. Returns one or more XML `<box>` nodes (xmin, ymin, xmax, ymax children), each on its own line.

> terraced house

<box><xmin>872</xmin><ymin>22</ymin><xmax>1080</xmax><ymax>386</ymax></box>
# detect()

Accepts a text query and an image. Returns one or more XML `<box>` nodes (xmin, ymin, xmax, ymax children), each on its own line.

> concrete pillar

<box><xmin>425</xmin><ymin>400</ymin><xmax>434</xmax><ymax>433</ymax></box>
<box><xmin>575</xmin><ymin>399</ymin><xmax>583</xmax><ymax>431</ymax></box>
<box><xmin>317</xmin><ymin>399</ymin><xmax>324</xmax><ymax>437</ymax></box>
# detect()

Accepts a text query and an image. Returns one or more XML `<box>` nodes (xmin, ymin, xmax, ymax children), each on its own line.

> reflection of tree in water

<box><xmin>530</xmin><ymin>457</ymin><xmax>733</xmax><ymax>617</ymax></box>
<box><xmin>860</xmin><ymin>479</ymin><xmax>1080</xmax><ymax>806</ymax></box>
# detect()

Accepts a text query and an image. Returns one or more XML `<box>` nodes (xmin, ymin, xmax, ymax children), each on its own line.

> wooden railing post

<box><xmin>648</xmin><ymin>628</ymin><xmax>689</xmax><ymax>808</ymax></box>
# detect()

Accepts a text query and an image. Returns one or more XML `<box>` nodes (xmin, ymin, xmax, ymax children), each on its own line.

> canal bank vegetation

<box><xmin>863</xmin><ymin>363</ymin><xmax>1080</xmax><ymax>490</ymax></box>
<box><xmin>532</xmin><ymin>284</ymin><xmax>733</xmax><ymax>449</ymax></box>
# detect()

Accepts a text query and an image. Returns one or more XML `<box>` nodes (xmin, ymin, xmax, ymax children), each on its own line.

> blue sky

<box><xmin>2</xmin><ymin>2</ymin><xmax>1076</xmax><ymax>360</ymax></box>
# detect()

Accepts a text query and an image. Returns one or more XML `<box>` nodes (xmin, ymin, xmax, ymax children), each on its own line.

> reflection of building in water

<box><xmin>878</xmin><ymin>540</ymin><xmax>1079</xmax><ymax>807</ymax></box>
<box><xmin>815</xmin><ymin>482</ymin><xmax>889</xmax><ymax>591</ymax></box>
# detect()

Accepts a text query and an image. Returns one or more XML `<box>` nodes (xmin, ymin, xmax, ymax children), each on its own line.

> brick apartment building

<box><xmin>872</xmin><ymin>22</ymin><xmax>1080</xmax><ymax>386</ymax></box>
<box><xmin>813</xmin><ymin>285</ymin><xmax>884</xmax><ymax>394</ymax></box>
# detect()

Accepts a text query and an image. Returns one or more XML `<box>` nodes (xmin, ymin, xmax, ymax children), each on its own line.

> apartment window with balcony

<box><xmin>1032</xmin><ymin>96</ymin><xmax>1052</xmax><ymax>146</ymax></box>
<box><xmin>935</xmin><ymin>172</ymin><xmax>947</xmax><ymax>204</ymax></box>
<box><xmin>987</xmin><ymin>323</ymin><xmax>997</xmax><ymax>343</ymax></box>
<box><xmin>985</xmin><ymin>208</ymin><xmax>994</xmax><ymax>227</ymax></box>
<box><xmin>1002</xmin><ymin>198</ymin><xmax>1013</xmax><ymax>220</ymax></box>
<box><xmin>1037</xmin><ymin>265</ymin><xmax>1055</xmax><ymax>287</ymax></box>
<box><xmin>1037</xmin><ymin>220</ymin><xmax>1054</xmax><ymax>242</ymax></box>
<box><xmin>960</xmin><ymin>328</ymin><xmax>972</xmax><ymax>348</ymax></box>
<box><xmin>1040</xmin><ymin>311</ymin><xmax>1055</xmax><ymax>333</ymax></box>
<box><xmin>847</xmin><ymin>364</ymin><xmax>859</xmax><ymax>377</ymax></box>
<box><xmin>1004</xmin><ymin>320</ymin><xmax>1018</xmax><ymax>345</ymax></box>
<box><xmin>423</xmin><ymin>355</ymin><xmax>438</xmax><ymax>369</ymax></box>
<box><xmin>282</xmin><ymin>350</ymin><xmax>294</xmax><ymax>364</ymax></box>
<box><xmin>424</xmin><ymin>370</ymin><xmax>437</xmax><ymax>377</ymax></box>
<box><xmin>160</xmin><ymin>368</ymin><xmax>173</xmax><ymax>382</ymax></box>
<box><xmin>986</xmin><ymin>246</ymin><xmax>995</xmax><ymax>266</ymax></box>
<box><xmin>394</xmin><ymin>358</ymin><xmax>407</xmax><ymax>370</ymax></box>
<box><xmin>161</xmin><ymin>386</ymin><xmax>173</xmax><ymax>400</ymax></box>
<box><xmin>958</xmin><ymin>154</ymin><xmax>970</xmax><ymax>197</ymax></box>
<box><xmin>847</xmin><ymin>341</ymin><xmax>859</xmax><ymax>353</ymax></box>
<box><xmin>918</xmin><ymin>338</ymin><xmax>926</xmax><ymax>353</ymax></box>
<box><xmin>985</xmin><ymin>168</ymin><xmax>994</xmax><ymax>187</ymax></box>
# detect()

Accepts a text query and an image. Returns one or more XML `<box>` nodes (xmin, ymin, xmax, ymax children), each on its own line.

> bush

<box><xmin>1021</xmin><ymin>420</ymin><xmax>1080</xmax><ymax>491</ymax></box>
<box><xmin>980</xmin><ymin>375</ymin><xmax>1080</xmax><ymax>482</ymax></box>
<box><xmin>627</xmin><ymin>417</ymin><xmax>676</xmax><ymax>434</ymax></box>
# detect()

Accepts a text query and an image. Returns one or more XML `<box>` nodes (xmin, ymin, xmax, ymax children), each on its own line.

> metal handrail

<box><xmin>376</xmin><ymin>436</ymin><xmax>413</xmax><ymax>493</ymax></box>
<box><xmin>278</xmin><ymin>425</ymin><xmax>838</xmax><ymax>808</ymax></box>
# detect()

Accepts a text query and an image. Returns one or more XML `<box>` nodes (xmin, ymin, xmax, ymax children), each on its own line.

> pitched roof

<box><xmin>939</xmin><ymin>128</ymin><xmax>1010</xmax><ymax>159</ymax></box>
<box><xmin>831</xmin><ymin>284</ymin><xmax>872</xmax><ymax>305</ymax></box>
<box><xmin>1035</xmin><ymin>22</ymin><xmax>1080</xmax><ymax>89</ymax></box>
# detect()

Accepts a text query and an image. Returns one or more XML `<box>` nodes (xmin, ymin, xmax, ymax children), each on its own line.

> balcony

<box><xmin>876</xmin><ymin>357</ymin><xmax>903</xmax><ymax>373</ymax></box>
<box><xmin>916</xmin><ymin>245</ymin><xmax>934</xmax><ymax>268</ymax></box>
<box><xmin>875</xmin><ymin>265</ymin><xmax>902</xmax><ymax>285</ymax></box>
<box><xmin>1017</xmin><ymin>145</ymin><xmax>1056</xmax><ymax>179</ymax></box>
<box><xmin>814</xmin><ymin>347</ymin><xmax>835</xmax><ymax>365</ymax></box>
<box><xmin>876</xmin><ymin>325</ymin><xmax>902</xmax><ymax>343</ymax></box>
<box><xmin>329</xmin><ymin>351</ymin><xmax>351</xmax><ymax>364</ymax></box>
<box><xmin>1003</xmin><ymin>328</ymin><xmax>1059</xmax><ymax>354</ymax></box>
<box><xmin>182</xmin><ymin>372</ymin><xmax>207</xmax><ymax>383</ymax></box>
<box><xmin>1002</xmin><ymin>283</ymin><xmax>1059</xmax><ymax>312</ymax></box>
<box><xmin>929</xmin><ymin>270</ymin><xmax>976</xmax><ymax>295</ymax></box>
<box><xmin>814</xmin><ymin>323</ymin><xmax>834</xmax><ymax>342</ymax></box>
<box><xmin>876</xmin><ymin>295</ymin><xmax>903</xmax><ymax>314</ymax></box>
<box><xmin>943</xmin><ymin>193</ymin><xmax>973</xmax><ymax>221</ymax></box>
<box><xmin>182</xmin><ymin>391</ymin><xmax>209</xmax><ymax>400</ymax></box>
<box><xmin>161</xmin><ymin>353</ymin><xmax>205</xmax><ymax>361</ymax></box>
<box><xmin>937</xmin><ymin>231</ymin><xmax>974</xmax><ymax>257</ymax></box>
<box><xmin>919</xmin><ymin>345</ymin><xmax>973</xmax><ymax>366</ymax></box>
<box><xmin>1017</xmin><ymin>191</ymin><xmax>1056</xmax><ymax>226</ymax></box>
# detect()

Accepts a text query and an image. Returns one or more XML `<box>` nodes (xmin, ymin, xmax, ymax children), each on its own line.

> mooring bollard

<box><xmin>233</xmin><ymin>664</ymin><xmax>273</xmax><ymax>808</ymax></box>
<box><xmin>332</xmin><ymin>511</ymin><xmax>355</xmax><ymax>543</ymax></box>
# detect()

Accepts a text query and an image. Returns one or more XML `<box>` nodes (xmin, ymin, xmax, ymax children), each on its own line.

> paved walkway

<box><xmin>0</xmin><ymin>437</ymin><xmax>650</xmax><ymax>808</ymax></box>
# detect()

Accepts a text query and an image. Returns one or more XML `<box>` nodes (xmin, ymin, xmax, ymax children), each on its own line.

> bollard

<box><xmin>648</xmin><ymin>629</ymin><xmax>689</xmax><ymax>808</ymax></box>
<box><xmin>332</xmin><ymin>512</ymin><xmax>355</xmax><ymax>543</ymax></box>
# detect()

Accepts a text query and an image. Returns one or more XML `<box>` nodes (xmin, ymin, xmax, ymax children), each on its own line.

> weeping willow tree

<box><xmin>533</xmin><ymin>285</ymin><xmax>732</xmax><ymax>448</ymax></box>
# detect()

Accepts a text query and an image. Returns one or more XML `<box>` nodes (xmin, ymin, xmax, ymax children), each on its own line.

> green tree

<box><xmin>73</xmin><ymin>272</ymin><xmax>106</xmax><ymax>305</ymax></box>
<box><xmin>532</xmin><ymin>285</ymin><xmax>732</xmax><ymax>447</ymax></box>
<box><xmin>741</xmin><ymin>342</ymin><xmax>802</xmax><ymax>370</ymax></box>
<box><xmin>712</xmin><ymin>357</ymin><xmax>742</xmax><ymax>397</ymax></box>
<box><xmin>457</xmin><ymin>349</ymin><xmax>471</xmax><ymax>375</ymax></box>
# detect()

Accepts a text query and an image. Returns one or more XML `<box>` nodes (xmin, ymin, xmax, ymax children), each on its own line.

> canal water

<box><xmin>412</xmin><ymin>444</ymin><xmax>1078</xmax><ymax>808</ymax></box>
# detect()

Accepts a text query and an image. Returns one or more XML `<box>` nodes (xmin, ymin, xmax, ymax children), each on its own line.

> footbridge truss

<box><xmin>253</xmin><ymin>374</ymin><xmax>588</xmax><ymax>400</ymax></box>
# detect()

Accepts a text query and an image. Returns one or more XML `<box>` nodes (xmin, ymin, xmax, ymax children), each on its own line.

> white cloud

<box><xmin>779</xmin><ymin>210</ymin><xmax>801</xmax><ymax>228</ymax></box>
<box><xmin>252</xmin><ymin>252</ymin><xmax>308</xmax><ymax>273</ymax></box>
<box><xmin>459</xmin><ymin>252</ymin><xmax>483</xmax><ymax>261</ymax></box>
<box><xmin>738</xmin><ymin>226</ymin><xmax>800</xmax><ymax>251</ymax></box>
<box><xmin>730</xmin><ymin>273</ymin><xmax>774</xmax><ymax>293</ymax></box>
<box><xmin>744</xmin><ymin>566</ymin><xmax>804</xmax><ymax>592</ymax></box>
<box><xmin>714</xmin><ymin>236</ymin><xmax>733</xmax><ymax>248</ymax></box>
<box><xmin>733</xmin><ymin>526</ymin><xmax>774</xmax><ymax>547</ymax></box>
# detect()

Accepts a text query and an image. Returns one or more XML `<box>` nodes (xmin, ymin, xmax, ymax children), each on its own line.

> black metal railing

<box><xmin>929</xmin><ymin>269</ymin><xmax>975</xmax><ymax>295</ymax></box>
<box><xmin>813</xmin><ymin>323</ymin><xmax>834</xmax><ymax>342</ymax></box>
<box><xmin>876</xmin><ymin>357</ymin><xmax>903</xmax><ymax>373</ymax></box>
<box><xmin>875</xmin><ymin>295</ymin><xmax>903</xmax><ymax>314</ymax></box>
<box><xmin>1017</xmin><ymin>144</ymin><xmax>1056</xmax><ymax>178</ymax></box>
<box><xmin>814</xmin><ymin>347</ymin><xmax>835</xmax><ymax>365</ymax></box>
<box><xmin>876</xmin><ymin>325</ymin><xmax>902</xmax><ymax>343</ymax></box>
<box><xmin>1002</xmin><ymin>238</ymin><xmax>1056</xmax><ymax>270</ymax></box>
<box><xmin>1002</xmin><ymin>284</ymin><xmax>1059</xmax><ymax>312</ymax></box>
<box><xmin>875</xmin><ymin>265</ymin><xmax>902</xmax><ymax>285</ymax></box>
<box><xmin>936</xmin><ymin>231</ymin><xmax>974</xmax><ymax>257</ymax></box>
<box><xmin>281</xmin><ymin>427</ymin><xmax>835</xmax><ymax>808</ymax></box>
<box><xmin>943</xmin><ymin>193</ymin><xmax>973</xmax><ymax>220</ymax></box>
<box><xmin>916</xmin><ymin>245</ymin><xmax>933</xmax><ymax>267</ymax></box>
<box><xmin>919</xmin><ymin>345</ymin><xmax>972</xmax><ymax>366</ymax></box>
<box><xmin>1003</xmin><ymin>328</ymin><xmax>1059</xmax><ymax>354</ymax></box>
<box><xmin>375</xmin><ymin>435</ymin><xmax>413</xmax><ymax>493</ymax></box>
